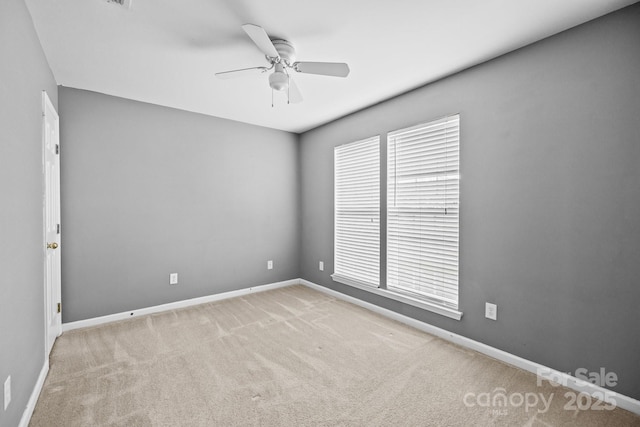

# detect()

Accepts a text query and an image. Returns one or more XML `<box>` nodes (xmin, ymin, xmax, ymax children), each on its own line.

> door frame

<box><xmin>42</xmin><ymin>90</ymin><xmax>62</xmax><ymax>357</ymax></box>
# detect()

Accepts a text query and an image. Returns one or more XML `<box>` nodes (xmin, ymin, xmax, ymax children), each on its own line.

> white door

<box><xmin>43</xmin><ymin>91</ymin><xmax>61</xmax><ymax>356</ymax></box>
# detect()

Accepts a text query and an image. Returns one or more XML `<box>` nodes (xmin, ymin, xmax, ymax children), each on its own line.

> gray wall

<box><xmin>3</xmin><ymin>5</ymin><xmax>639</xmax><ymax>426</ymax></box>
<box><xmin>59</xmin><ymin>88</ymin><xmax>300</xmax><ymax>322</ymax></box>
<box><xmin>0</xmin><ymin>0</ymin><xmax>59</xmax><ymax>426</ymax></box>
<box><xmin>300</xmin><ymin>4</ymin><xmax>640</xmax><ymax>400</ymax></box>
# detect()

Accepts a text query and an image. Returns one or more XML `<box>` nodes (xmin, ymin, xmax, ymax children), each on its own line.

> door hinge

<box><xmin>55</xmin><ymin>144</ymin><xmax>59</xmax><ymax>155</ymax></box>
<box><xmin>57</xmin><ymin>302</ymin><xmax>61</xmax><ymax>313</ymax></box>
<box><xmin>57</xmin><ymin>223</ymin><xmax>60</xmax><ymax>234</ymax></box>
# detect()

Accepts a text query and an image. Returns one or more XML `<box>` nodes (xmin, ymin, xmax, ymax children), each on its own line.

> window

<box><xmin>333</xmin><ymin>136</ymin><xmax>380</xmax><ymax>288</ymax></box>
<box><xmin>387</xmin><ymin>115</ymin><xmax>460</xmax><ymax>309</ymax></box>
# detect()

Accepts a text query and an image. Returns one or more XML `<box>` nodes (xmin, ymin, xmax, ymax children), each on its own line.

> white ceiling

<box><xmin>25</xmin><ymin>0</ymin><xmax>637</xmax><ymax>133</ymax></box>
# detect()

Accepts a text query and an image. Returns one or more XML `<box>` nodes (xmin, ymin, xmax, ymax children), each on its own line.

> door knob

<box><xmin>47</xmin><ymin>242</ymin><xmax>59</xmax><ymax>249</ymax></box>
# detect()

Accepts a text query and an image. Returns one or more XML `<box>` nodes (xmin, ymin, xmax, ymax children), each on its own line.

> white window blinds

<box><xmin>387</xmin><ymin>115</ymin><xmax>460</xmax><ymax>308</ymax></box>
<box><xmin>333</xmin><ymin>136</ymin><xmax>380</xmax><ymax>288</ymax></box>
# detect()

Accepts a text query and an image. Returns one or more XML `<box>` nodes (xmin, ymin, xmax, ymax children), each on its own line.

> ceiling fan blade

<box><xmin>241</xmin><ymin>24</ymin><xmax>279</xmax><ymax>58</ymax></box>
<box><xmin>288</xmin><ymin>77</ymin><xmax>303</xmax><ymax>104</ymax></box>
<box><xmin>215</xmin><ymin>66</ymin><xmax>268</xmax><ymax>79</ymax></box>
<box><xmin>293</xmin><ymin>62</ymin><xmax>350</xmax><ymax>77</ymax></box>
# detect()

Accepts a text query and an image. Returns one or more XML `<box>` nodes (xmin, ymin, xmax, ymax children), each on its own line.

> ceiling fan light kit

<box><xmin>216</xmin><ymin>24</ymin><xmax>350</xmax><ymax>105</ymax></box>
<box><xmin>269</xmin><ymin>64</ymin><xmax>289</xmax><ymax>92</ymax></box>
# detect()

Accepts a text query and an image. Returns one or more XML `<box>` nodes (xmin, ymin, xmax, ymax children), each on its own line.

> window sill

<box><xmin>331</xmin><ymin>274</ymin><xmax>463</xmax><ymax>321</ymax></box>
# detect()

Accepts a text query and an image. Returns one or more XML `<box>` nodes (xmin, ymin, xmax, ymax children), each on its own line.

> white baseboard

<box><xmin>18</xmin><ymin>358</ymin><xmax>49</xmax><ymax>427</ymax></box>
<box><xmin>62</xmin><ymin>279</ymin><xmax>298</xmax><ymax>332</ymax></box>
<box><xmin>300</xmin><ymin>279</ymin><xmax>640</xmax><ymax>416</ymax></box>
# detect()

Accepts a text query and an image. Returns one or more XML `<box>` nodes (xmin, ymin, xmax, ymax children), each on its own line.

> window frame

<box><xmin>332</xmin><ymin>135</ymin><xmax>381</xmax><ymax>289</ymax></box>
<box><xmin>331</xmin><ymin>115</ymin><xmax>462</xmax><ymax>321</ymax></box>
<box><xmin>387</xmin><ymin>114</ymin><xmax>461</xmax><ymax>310</ymax></box>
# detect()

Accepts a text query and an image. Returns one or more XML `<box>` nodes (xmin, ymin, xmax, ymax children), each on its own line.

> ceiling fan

<box><xmin>216</xmin><ymin>24</ymin><xmax>350</xmax><ymax>105</ymax></box>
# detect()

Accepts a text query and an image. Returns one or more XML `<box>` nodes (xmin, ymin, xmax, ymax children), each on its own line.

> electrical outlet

<box><xmin>319</xmin><ymin>261</ymin><xmax>324</xmax><ymax>271</ymax></box>
<box><xmin>485</xmin><ymin>302</ymin><xmax>497</xmax><ymax>320</ymax></box>
<box><xmin>267</xmin><ymin>260</ymin><xmax>273</xmax><ymax>270</ymax></box>
<box><xmin>169</xmin><ymin>273</ymin><xmax>178</xmax><ymax>285</ymax></box>
<box><xmin>4</xmin><ymin>375</ymin><xmax>11</xmax><ymax>411</ymax></box>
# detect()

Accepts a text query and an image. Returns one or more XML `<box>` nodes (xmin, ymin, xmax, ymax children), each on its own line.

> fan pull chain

<box><xmin>271</xmin><ymin>88</ymin><xmax>274</xmax><ymax>108</ymax></box>
<box><xmin>287</xmin><ymin>74</ymin><xmax>290</xmax><ymax>105</ymax></box>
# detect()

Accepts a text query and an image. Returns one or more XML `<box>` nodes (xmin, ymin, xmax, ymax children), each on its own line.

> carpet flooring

<box><xmin>30</xmin><ymin>285</ymin><xmax>640</xmax><ymax>426</ymax></box>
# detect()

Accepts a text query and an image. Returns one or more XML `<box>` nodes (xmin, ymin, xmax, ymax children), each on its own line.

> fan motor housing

<box><xmin>271</xmin><ymin>39</ymin><xmax>295</xmax><ymax>65</ymax></box>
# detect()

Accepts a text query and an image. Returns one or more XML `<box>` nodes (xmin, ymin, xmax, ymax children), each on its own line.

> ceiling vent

<box><xmin>107</xmin><ymin>0</ymin><xmax>132</xmax><ymax>9</ymax></box>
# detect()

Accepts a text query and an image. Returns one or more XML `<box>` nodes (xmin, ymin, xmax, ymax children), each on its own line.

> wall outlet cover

<box><xmin>267</xmin><ymin>260</ymin><xmax>273</xmax><ymax>270</ymax></box>
<box><xmin>485</xmin><ymin>302</ymin><xmax>497</xmax><ymax>320</ymax></box>
<box><xmin>169</xmin><ymin>273</ymin><xmax>178</xmax><ymax>285</ymax></box>
<box><xmin>319</xmin><ymin>261</ymin><xmax>324</xmax><ymax>271</ymax></box>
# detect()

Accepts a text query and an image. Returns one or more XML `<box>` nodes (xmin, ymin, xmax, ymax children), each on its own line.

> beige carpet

<box><xmin>30</xmin><ymin>285</ymin><xmax>640</xmax><ymax>426</ymax></box>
